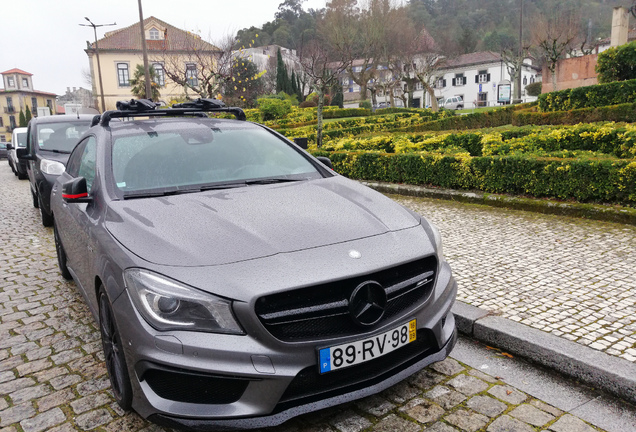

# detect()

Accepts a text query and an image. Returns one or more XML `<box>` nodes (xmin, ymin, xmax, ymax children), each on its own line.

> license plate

<box><xmin>319</xmin><ymin>319</ymin><xmax>416</xmax><ymax>374</ymax></box>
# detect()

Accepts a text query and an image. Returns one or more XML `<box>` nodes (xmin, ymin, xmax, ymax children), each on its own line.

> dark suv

<box><xmin>50</xmin><ymin>99</ymin><xmax>457</xmax><ymax>430</ymax></box>
<box><xmin>18</xmin><ymin>115</ymin><xmax>94</xmax><ymax>226</ymax></box>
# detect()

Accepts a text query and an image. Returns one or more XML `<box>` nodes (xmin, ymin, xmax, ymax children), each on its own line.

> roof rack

<box><xmin>99</xmin><ymin>98</ymin><xmax>247</xmax><ymax>126</ymax></box>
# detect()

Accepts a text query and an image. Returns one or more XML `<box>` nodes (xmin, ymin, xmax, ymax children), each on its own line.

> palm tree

<box><xmin>130</xmin><ymin>64</ymin><xmax>161</xmax><ymax>100</ymax></box>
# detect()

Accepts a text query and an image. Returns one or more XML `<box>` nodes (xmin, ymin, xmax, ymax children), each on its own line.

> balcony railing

<box><xmin>3</xmin><ymin>107</ymin><xmax>16</xmax><ymax>114</ymax></box>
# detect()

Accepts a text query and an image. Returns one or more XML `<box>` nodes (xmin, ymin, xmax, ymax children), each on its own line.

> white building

<box><xmin>425</xmin><ymin>51</ymin><xmax>541</xmax><ymax>109</ymax></box>
<box><xmin>341</xmin><ymin>52</ymin><xmax>541</xmax><ymax>109</ymax></box>
<box><xmin>234</xmin><ymin>45</ymin><xmax>300</xmax><ymax>75</ymax></box>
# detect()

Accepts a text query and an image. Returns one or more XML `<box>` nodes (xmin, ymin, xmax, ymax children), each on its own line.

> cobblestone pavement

<box><xmin>0</xmin><ymin>166</ymin><xmax>618</xmax><ymax>432</ymax></box>
<box><xmin>392</xmin><ymin>195</ymin><xmax>636</xmax><ymax>364</ymax></box>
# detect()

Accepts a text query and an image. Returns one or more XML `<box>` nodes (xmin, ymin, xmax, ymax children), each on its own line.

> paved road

<box><xmin>391</xmin><ymin>195</ymin><xmax>636</xmax><ymax>364</ymax></box>
<box><xmin>0</xmin><ymin>165</ymin><xmax>629</xmax><ymax>432</ymax></box>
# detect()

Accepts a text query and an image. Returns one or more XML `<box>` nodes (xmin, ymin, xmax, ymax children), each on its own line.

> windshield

<box><xmin>37</xmin><ymin>122</ymin><xmax>90</xmax><ymax>153</ymax></box>
<box><xmin>16</xmin><ymin>132</ymin><xmax>27</xmax><ymax>148</ymax></box>
<box><xmin>112</xmin><ymin>122</ymin><xmax>322</xmax><ymax>195</ymax></box>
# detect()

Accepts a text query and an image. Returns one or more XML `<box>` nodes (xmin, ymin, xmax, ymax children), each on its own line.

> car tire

<box><xmin>456</xmin><ymin>105</ymin><xmax>463</xmax><ymax>110</ymax></box>
<box><xmin>53</xmin><ymin>223</ymin><xmax>72</xmax><ymax>280</ymax></box>
<box><xmin>38</xmin><ymin>195</ymin><xmax>54</xmax><ymax>227</ymax></box>
<box><xmin>98</xmin><ymin>287</ymin><xmax>133</xmax><ymax>411</ymax></box>
<box><xmin>32</xmin><ymin>189</ymin><xmax>39</xmax><ymax>208</ymax></box>
<box><xmin>17</xmin><ymin>170</ymin><xmax>27</xmax><ymax>180</ymax></box>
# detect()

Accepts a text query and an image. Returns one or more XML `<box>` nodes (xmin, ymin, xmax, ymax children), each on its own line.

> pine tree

<box><xmin>276</xmin><ymin>48</ymin><xmax>289</xmax><ymax>94</ymax></box>
<box><xmin>25</xmin><ymin>106</ymin><xmax>32</xmax><ymax>123</ymax></box>
<box><xmin>19</xmin><ymin>109</ymin><xmax>27</xmax><ymax>127</ymax></box>
<box><xmin>296</xmin><ymin>74</ymin><xmax>303</xmax><ymax>102</ymax></box>
<box><xmin>290</xmin><ymin>70</ymin><xmax>299</xmax><ymax>100</ymax></box>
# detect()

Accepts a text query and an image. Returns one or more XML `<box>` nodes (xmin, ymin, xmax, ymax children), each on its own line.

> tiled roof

<box><xmin>0</xmin><ymin>89</ymin><xmax>57</xmax><ymax>96</ymax></box>
<box><xmin>596</xmin><ymin>28</ymin><xmax>636</xmax><ymax>45</ymax></box>
<box><xmin>440</xmin><ymin>51</ymin><xmax>503</xmax><ymax>69</ymax></box>
<box><xmin>90</xmin><ymin>17</ymin><xmax>220</xmax><ymax>52</ymax></box>
<box><xmin>1</xmin><ymin>68</ymin><xmax>33</xmax><ymax>76</ymax></box>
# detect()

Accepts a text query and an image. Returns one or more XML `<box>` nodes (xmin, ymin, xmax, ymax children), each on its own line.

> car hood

<box><xmin>37</xmin><ymin>150</ymin><xmax>71</xmax><ymax>165</ymax></box>
<box><xmin>105</xmin><ymin>178</ymin><xmax>419</xmax><ymax>267</ymax></box>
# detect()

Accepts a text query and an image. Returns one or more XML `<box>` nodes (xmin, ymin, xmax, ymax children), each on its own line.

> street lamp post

<box><xmin>138</xmin><ymin>0</ymin><xmax>153</xmax><ymax>100</ymax></box>
<box><xmin>80</xmin><ymin>18</ymin><xmax>116</xmax><ymax>113</ymax></box>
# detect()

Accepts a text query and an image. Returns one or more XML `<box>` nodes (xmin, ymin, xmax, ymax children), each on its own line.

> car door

<box><xmin>57</xmin><ymin>136</ymin><xmax>98</xmax><ymax>293</ymax></box>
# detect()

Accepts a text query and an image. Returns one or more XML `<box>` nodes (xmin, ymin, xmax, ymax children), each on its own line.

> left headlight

<box><xmin>124</xmin><ymin>268</ymin><xmax>244</xmax><ymax>334</ymax></box>
<box><xmin>40</xmin><ymin>159</ymin><xmax>66</xmax><ymax>175</ymax></box>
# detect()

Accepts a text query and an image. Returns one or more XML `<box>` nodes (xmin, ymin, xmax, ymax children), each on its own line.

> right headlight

<box><xmin>124</xmin><ymin>268</ymin><xmax>244</xmax><ymax>334</ymax></box>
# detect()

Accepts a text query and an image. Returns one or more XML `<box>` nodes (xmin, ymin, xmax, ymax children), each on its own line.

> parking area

<box><xmin>0</xmin><ymin>166</ymin><xmax>627</xmax><ymax>431</ymax></box>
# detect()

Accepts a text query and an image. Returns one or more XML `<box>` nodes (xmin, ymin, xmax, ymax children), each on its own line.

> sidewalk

<box><xmin>383</xmin><ymin>186</ymin><xmax>636</xmax><ymax>404</ymax></box>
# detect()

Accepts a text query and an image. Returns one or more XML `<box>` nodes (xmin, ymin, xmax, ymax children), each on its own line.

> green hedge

<box><xmin>316</xmin><ymin>151</ymin><xmax>636</xmax><ymax>204</ymax></box>
<box><xmin>538</xmin><ymin>79</ymin><xmax>636</xmax><ymax>112</ymax></box>
<box><xmin>513</xmin><ymin>102</ymin><xmax>636</xmax><ymax>126</ymax></box>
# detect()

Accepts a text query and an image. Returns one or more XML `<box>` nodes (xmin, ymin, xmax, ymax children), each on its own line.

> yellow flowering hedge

<box><xmin>311</xmin><ymin>150</ymin><xmax>636</xmax><ymax>204</ymax></box>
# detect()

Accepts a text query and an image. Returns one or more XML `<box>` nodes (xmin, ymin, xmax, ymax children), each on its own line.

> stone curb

<box><xmin>451</xmin><ymin>301</ymin><xmax>636</xmax><ymax>405</ymax></box>
<box><xmin>362</xmin><ymin>181</ymin><xmax>636</xmax><ymax>226</ymax></box>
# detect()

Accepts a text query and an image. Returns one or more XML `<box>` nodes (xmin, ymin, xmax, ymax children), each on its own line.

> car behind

<box><xmin>18</xmin><ymin>115</ymin><xmax>93</xmax><ymax>226</ymax></box>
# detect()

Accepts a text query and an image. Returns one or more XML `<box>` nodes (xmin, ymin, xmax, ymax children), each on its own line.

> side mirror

<box><xmin>6</xmin><ymin>143</ymin><xmax>13</xmax><ymax>150</ymax></box>
<box><xmin>316</xmin><ymin>156</ymin><xmax>334</xmax><ymax>170</ymax></box>
<box><xmin>17</xmin><ymin>147</ymin><xmax>34</xmax><ymax>161</ymax></box>
<box><xmin>62</xmin><ymin>177</ymin><xmax>91</xmax><ymax>203</ymax></box>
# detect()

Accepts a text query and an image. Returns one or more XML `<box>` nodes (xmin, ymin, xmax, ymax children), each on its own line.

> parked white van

<box><xmin>8</xmin><ymin>127</ymin><xmax>28</xmax><ymax>179</ymax></box>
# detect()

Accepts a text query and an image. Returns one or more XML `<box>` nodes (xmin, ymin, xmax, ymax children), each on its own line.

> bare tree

<box><xmin>531</xmin><ymin>8</ymin><xmax>581</xmax><ymax>91</ymax></box>
<box><xmin>158</xmin><ymin>33</ymin><xmax>228</xmax><ymax>99</ymax></box>
<box><xmin>323</xmin><ymin>0</ymin><xmax>395</xmax><ymax>104</ymax></box>
<box><xmin>298</xmin><ymin>39</ymin><xmax>350</xmax><ymax>147</ymax></box>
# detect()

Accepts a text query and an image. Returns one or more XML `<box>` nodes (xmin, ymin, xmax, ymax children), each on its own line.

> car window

<box><xmin>112</xmin><ymin>122</ymin><xmax>322</xmax><ymax>193</ymax></box>
<box><xmin>77</xmin><ymin>137</ymin><xmax>97</xmax><ymax>191</ymax></box>
<box><xmin>15</xmin><ymin>132</ymin><xmax>27</xmax><ymax>147</ymax></box>
<box><xmin>37</xmin><ymin>122</ymin><xmax>91</xmax><ymax>153</ymax></box>
<box><xmin>65</xmin><ymin>139</ymin><xmax>88</xmax><ymax>177</ymax></box>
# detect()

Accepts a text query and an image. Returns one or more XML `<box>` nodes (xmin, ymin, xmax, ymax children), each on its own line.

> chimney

<box><xmin>610</xmin><ymin>7</ymin><xmax>629</xmax><ymax>47</ymax></box>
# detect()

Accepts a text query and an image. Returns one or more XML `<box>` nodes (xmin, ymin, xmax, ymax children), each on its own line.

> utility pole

<box><xmin>138</xmin><ymin>0</ymin><xmax>153</xmax><ymax>100</ymax></box>
<box><xmin>80</xmin><ymin>18</ymin><xmax>116</xmax><ymax>113</ymax></box>
<box><xmin>516</xmin><ymin>0</ymin><xmax>524</xmax><ymax>103</ymax></box>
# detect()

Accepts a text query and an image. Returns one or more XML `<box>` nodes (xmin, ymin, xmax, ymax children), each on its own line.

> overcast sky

<box><xmin>0</xmin><ymin>0</ymin><xmax>327</xmax><ymax>96</ymax></box>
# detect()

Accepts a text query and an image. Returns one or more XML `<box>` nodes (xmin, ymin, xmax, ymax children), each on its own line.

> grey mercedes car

<box><xmin>50</xmin><ymin>99</ymin><xmax>457</xmax><ymax>430</ymax></box>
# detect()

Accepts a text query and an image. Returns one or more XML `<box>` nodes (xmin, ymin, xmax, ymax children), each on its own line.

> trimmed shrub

<box><xmin>525</xmin><ymin>82</ymin><xmax>542</xmax><ymax>97</ymax></box>
<box><xmin>359</xmin><ymin>100</ymin><xmax>372</xmax><ymax>109</ymax></box>
<box><xmin>596</xmin><ymin>40</ymin><xmax>636</xmax><ymax>83</ymax></box>
<box><xmin>514</xmin><ymin>102</ymin><xmax>636</xmax><ymax>126</ymax></box>
<box><xmin>299</xmin><ymin>100</ymin><xmax>317</xmax><ymax>108</ymax></box>
<box><xmin>538</xmin><ymin>79</ymin><xmax>636</xmax><ymax>112</ymax></box>
<box><xmin>314</xmin><ymin>150</ymin><xmax>636</xmax><ymax>205</ymax></box>
<box><xmin>257</xmin><ymin>98</ymin><xmax>292</xmax><ymax>120</ymax></box>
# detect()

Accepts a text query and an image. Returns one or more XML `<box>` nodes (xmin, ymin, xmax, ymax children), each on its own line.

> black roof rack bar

<box><xmin>99</xmin><ymin>98</ymin><xmax>247</xmax><ymax>126</ymax></box>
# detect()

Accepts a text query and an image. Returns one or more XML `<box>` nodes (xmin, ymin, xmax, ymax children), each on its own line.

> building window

<box><xmin>22</xmin><ymin>78</ymin><xmax>29</xmax><ymax>88</ymax></box>
<box><xmin>523</xmin><ymin>76</ymin><xmax>528</xmax><ymax>85</ymax></box>
<box><xmin>186</xmin><ymin>64</ymin><xmax>198</xmax><ymax>86</ymax></box>
<box><xmin>117</xmin><ymin>63</ymin><xmax>130</xmax><ymax>87</ymax></box>
<box><xmin>46</xmin><ymin>100</ymin><xmax>53</xmax><ymax>112</ymax></box>
<box><xmin>149</xmin><ymin>28</ymin><xmax>160</xmax><ymax>40</ymax></box>
<box><xmin>416</xmin><ymin>81</ymin><xmax>423</xmax><ymax>90</ymax></box>
<box><xmin>530</xmin><ymin>76</ymin><xmax>535</xmax><ymax>84</ymax></box>
<box><xmin>0</xmin><ymin>117</ymin><xmax>3</xmax><ymax>127</ymax></box>
<box><xmin>7</xmin><ymin>77</ymin><xmax>15</xmax><ymax>88</ymax></box>
<box><xmin>0</xmin><ymin>135</ymin><xmax>5</xmax><ymax>142</ymax></box>
<box><xmin>9</xmin><ymin>116</ymin><xmax>16</xmax><ymax>129</ymax></box>
<box><xmin>32</xmin><ymin>97</ymin><xmax>38</xmax><ymax>112</ymax></box>
<box><xmin>436</xmin><ymin>77</ymin><xmax>446</xmax><ymax>88</ymax></box>
<box><xmin>452</xmin><ymin>73</ymin><xmax>466</xmax><ymax>86</ymax></box>
<box><xmin>476</xmin><ymin>70</ymin><xmax>490</xmax><ymax>83</ymax></box>
<box><xmin>6</xmin><ymin>97</ymin><xmax>14</xmax><ymax>113</ymax></box>
<box><xmin>152</xmin><ymin>63</ymin><xmax>165</xmax><ymax>86</ymax></box>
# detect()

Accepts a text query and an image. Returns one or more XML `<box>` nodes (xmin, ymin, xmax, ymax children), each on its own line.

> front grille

<box><xmin>275</xmin><ymin>329</ymin><xmax>434</xmax><ymax>412</ymax></box>
<box><xmin>255</xmin><ymin>256</ymin><xmax>437</xmax><ymax>342</ymax></box>
<box><xmin>141</xmin><ymin>364</ymin><xmax>250</xmax><ymax>404</ymax></box>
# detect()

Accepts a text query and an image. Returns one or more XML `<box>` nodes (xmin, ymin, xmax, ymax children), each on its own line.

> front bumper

<box><xmin>112</xmin><ymin>254</ymin><xmax>457</xmax><ymax>430</ymax></box>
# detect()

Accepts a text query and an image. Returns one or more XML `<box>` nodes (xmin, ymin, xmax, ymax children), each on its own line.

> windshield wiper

<box><xmin>40</xmin><ymin>149</ymin><xmax>71</xmax><ymax>154</ymax></box>
<box><xmin>244</xmin><ymin>178</ymin><xmax>300</xmax><ymax>185</ymax></box>
<box><xmin>123</xmin><ymin>183</ymin><xmax>246</xmax><ymax>199</ymax></box>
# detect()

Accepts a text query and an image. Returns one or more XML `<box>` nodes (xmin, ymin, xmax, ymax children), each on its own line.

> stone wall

<box><xmin>541</xmin><ymin>54</ymin><xmax>598</xmax><ymax>93</ymax></box>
